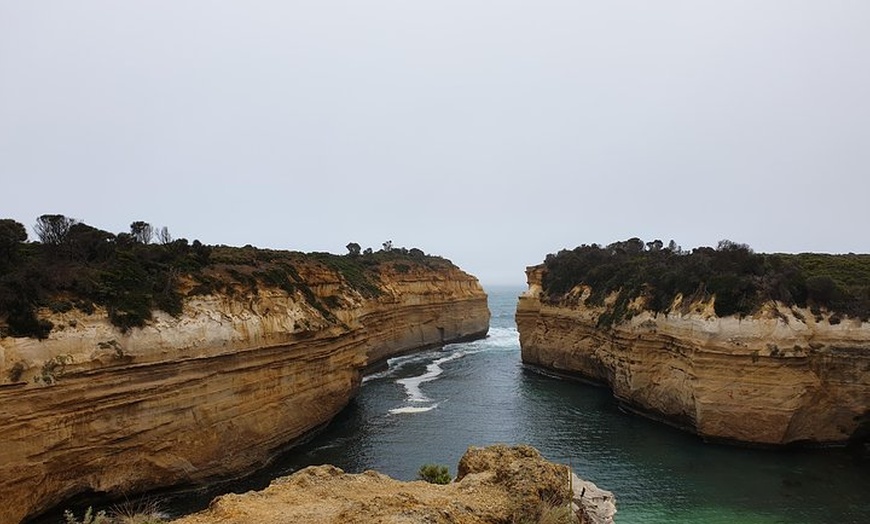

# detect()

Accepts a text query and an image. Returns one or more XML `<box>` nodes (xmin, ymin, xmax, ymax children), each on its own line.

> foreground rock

<box><xmin>0</xmin><ymin>257</ymin><xmax>489</xmax><ymax>524</ymax></box>
<box><xmin>518</xmin><ymin>266</ymin><xmax>870</xmax><ymax>446</ymax></box>
<box><xmin>172</xmin><ymin>444</ymin><xmax>615</xmax><ymax>524</ymax></box>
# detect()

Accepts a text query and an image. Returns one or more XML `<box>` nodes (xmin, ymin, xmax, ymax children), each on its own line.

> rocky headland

<box><xmin>0</xmin><ymin>224</ymin><xmax>489</xmax><ymax>524</ymax></box>
<box><xmin>517</xmin><ymin>240</ymin><xmax>870</xmax><ymax>447</ymax></box>
<box><xmin>171</xmin><ymin>444</ymin><xmax>616</xmax><ymax>524</ymax></box>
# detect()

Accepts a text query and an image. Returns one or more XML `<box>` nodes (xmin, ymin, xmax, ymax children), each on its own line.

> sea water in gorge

<box><xmin>155</xmin><ymin>286</ymin><xmax>868</xmax><ymax>523</ymax></box>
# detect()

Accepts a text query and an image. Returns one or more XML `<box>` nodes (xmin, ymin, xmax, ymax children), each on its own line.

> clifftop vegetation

<box><xmin>541</xmin><ymin>238</ymin><xmax>870</xmax><ymax>325</ymax></box>
<box><xmin>0</xmin><ymin>215</ymin><xmax>453</xmax><ymax>339</ymax></box>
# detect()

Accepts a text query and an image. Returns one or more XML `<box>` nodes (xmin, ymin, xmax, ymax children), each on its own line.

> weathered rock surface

<box><xmin>571</xmin><ymin>473</ymin><xmax>616</xmax><ymax>524</ymax></box>
<box><xmin>517</xmin><ymin>266</ymin><xmax>870</xmax><ymax>446</ymax></box>
<box><xmin>171</xmin><ymin>444</ymin><xmax>615</xmax><ymax>524</ymax></box>
<box><xmin>0</xmin><ymin>262</ymin><xmax>489</xmax><ymax>524</ymax></box>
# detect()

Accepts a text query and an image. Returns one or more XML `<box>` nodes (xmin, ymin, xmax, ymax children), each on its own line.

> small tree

<box><xmin>67</xmin><ymin>223</ymin><xmax>114</xmax><ymax>262</ymax></box>
<box><xmin>646</xmin><ymin>239</ymin><xmax>663</xmax><ymax>252</ymax></box>
<box><xmin>130</xmin><ymin>221</ymin><xmax>154</xmax><ymax>244</ymax></box>
<box><xmin>157</xmin><ymin>226</ymin><xmax>172</xmax><ymax>245</ymax></box>
<box><xmin>346</xmin><ymin>242</ymin><xmax>361</xmax><ymax>256</ymax></box>
<box><xmin>0</xmin><ymin>219</ymin><xmax>27</xmax><ymax>269</ymax></box>
<box><xmin>805</xmin><ymin>275</ymin><xmax>840</xmax><ymax>306</ymax></box>
<box><xmin>418</xmin><ymin>463</ymin><xmax>451</xmax><ymax>484</ymax></box>
<box><xmin>382</xmin><ymin>240</ymin><xmax>393</xmax><ymax>252</ymax></box>
<box><xmin>607</xmin><ymin>238</ymin><xmax>644</xmax><ymax>255</ymax></box>
<box><xmin>35</xmin><ymin>214</ymin><xmax>76</xmax><ymax>245</ymax></box>
<box><xmin>717</xmin><ymin>239</ymin><xmax>752</xmax><ymax>253</ymax></box>
<box><xmin>0</xmin><ymin>219</ymin><xmax>27</xmax><ymax>246</ymax></box>
<box><xmin>63</xmin><ymin>506</ymin><xmax>109</xmax><ymax>524</ymax></box>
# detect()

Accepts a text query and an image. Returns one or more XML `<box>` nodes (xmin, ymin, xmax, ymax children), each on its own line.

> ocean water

<box><xmin>46</xmin><ymin>286</ymin><xmax>870</xmax><ymax>523</ymax></box>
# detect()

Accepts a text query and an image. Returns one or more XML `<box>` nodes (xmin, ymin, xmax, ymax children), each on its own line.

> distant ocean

<box><xmin>51</xmin><ymin>286</ymin><xmax>870</xmax><ymax>523</ymax></box>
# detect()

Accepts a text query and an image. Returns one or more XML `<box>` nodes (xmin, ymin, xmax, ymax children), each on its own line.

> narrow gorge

<box><xmin>0</xmin><ymin>245</ymin><xmax>489</xmax><ymax>524</ymax></box>
<box><xmin>517</xmin><ymin>242</ymin><xmax>870</xmax><ymax>447</ymax></box>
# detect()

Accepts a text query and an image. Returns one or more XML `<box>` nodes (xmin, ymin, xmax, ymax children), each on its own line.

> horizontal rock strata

<box><xmin>0</xmin><ymin>262</ymin><xmax>489</xmax><ymax>524</ymax></box>
<box><xmin>517</xmin><ymin>266</ymin><xmax>870</xmax><ymax>446</ymax></box>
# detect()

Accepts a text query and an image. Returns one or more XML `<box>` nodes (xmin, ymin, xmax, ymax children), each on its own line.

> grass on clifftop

<box><xmin>0</xmin><ymin>215</ymin><xmax>456</xmax><ymax>339</ymax></box>
<box><xmin>541</xmin><ymin>238</ymin><xmax>870</xmax><ymax>325</ymax></box>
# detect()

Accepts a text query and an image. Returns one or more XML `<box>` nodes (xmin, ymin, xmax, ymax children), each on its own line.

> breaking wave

<box><xmin>379</xmin><ymin>328</ymin><xmax>519</xmax><ymax>415</ymax></box>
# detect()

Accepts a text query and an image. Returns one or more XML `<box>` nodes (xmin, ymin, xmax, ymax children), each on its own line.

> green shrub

<box><xmin>35</xmin><ymin>354</ymin><xmax>72</xmax><ymax>385</ymax></box>
<box><xmin>63</xmin><ymin>502</ymin><xmax>168</xmax><ymax>524</ymax></box>
<box><xmin>109</xmin><ymin>499</ymin><xmax>167</xmax><ymax>524</ymax></box>
<box><xmin>49</xmin><ymin>300</ymin><xmax>73</xmax><ymax>313</ymax></box>
<box><xmin>7</xmin><ymin>361</ymin><xmax>24</xmax><ymax>382</ymax></box>
<box><xmin>5</xmin><ymin>309</ymin><xmax>53</xmax><ymax>339</ymax></box>
<box><xmin>0</xmin><ymin>215</ymin><xmax>457</xmax><ymax>337</ymax></box>
<box><xmin>64</xmin><ymin>507</ymin><xmax>109</xmax><ymax>524</ymax></box>
<box><xmin>313</xmin><ymin>253</ymin><xmax>383</xmax><ymax>298</ymax></box>
<box><xmin>541</xmin><ymin>239</ymin><xmax>870</xmax><ymax>323</ymax></box>
<box><xmin>323</xmin><ymin>295</ymin><xmax>342</xmax><ymax>309</ymax></box>
<box><xmin>418</xmin><ymin>463</ymin><xmax>451</xmax><ymax>484</ymax></box>
<box><xmin>508</xmin><ymin>497</ymin><xmax>577</xmax><ymax>524</ymax></box>
<box><xmin>536</xmin><ymin>504</ymin><xmax>577</xmax><ymax>524</ymax></box>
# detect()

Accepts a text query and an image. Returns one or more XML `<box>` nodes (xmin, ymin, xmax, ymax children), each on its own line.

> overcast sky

<box><xmin>2</xmin><ymin>2</ymin><xmax>869</xmax><ymax>286</ymax></box>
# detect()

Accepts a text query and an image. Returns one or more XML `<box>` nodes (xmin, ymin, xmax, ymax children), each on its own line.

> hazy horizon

<box><xmin>3</xmin><ymin>2</ymin><xmax>869</xmax><ymax>286</ymax></box>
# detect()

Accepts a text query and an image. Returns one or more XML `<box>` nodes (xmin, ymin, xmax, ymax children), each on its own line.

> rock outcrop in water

<box><xmin>0</xmin><ymin>253</ymin><xmax>489</xmax><ymax>524</ymax></box>
<box><xmin>517</xmin><ymin>264</ymin><xmax>870</xmax><ymax>447</ymax></box>
<box><xmin>171</xmin><ymin>444</ymin><xmax>616</xmax><ymax>524</ymax></box>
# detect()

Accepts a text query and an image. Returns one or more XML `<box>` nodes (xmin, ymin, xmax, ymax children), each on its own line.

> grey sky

<box><xmin>2</xmin><ymin>1</ymin><xmax>869</xmax><ymax>286</ymax></box>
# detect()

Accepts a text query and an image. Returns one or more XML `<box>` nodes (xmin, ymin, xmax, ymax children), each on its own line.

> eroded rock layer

<box><xmin>171</xmin><ymin>444</ymin><xmax>615</xmax><ymax>524</ymax></box>
<box><xmin>0</xmin><ymin>262</ymin><xmax>489</xmax><ymax>524</ymax></box>
<box><xmin>517</xmin><ymin>266</ymin><xmax>870</xmax><ymax>446</ymax></box>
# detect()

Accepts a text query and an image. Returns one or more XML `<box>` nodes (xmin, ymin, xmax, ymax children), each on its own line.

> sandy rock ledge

<box><xmin>171</xmin><ymin>444</ymin><xmax>616</xmax><ymax>524</ymax></box>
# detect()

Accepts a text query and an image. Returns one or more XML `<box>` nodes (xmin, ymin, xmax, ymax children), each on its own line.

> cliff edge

<box><xmin>0</xmin><ymin>247</ymin><xmax>489</xmax><ymax>524</ymax></box>
<box><xmin>171</xmin><ymin>444</ymin><xmax>616</xmax><ymax>524</ymax></box>
<box><xmin>517</xmin><ymin>244</ymin><xmax>870</xmax><ymax>447</ymax></box>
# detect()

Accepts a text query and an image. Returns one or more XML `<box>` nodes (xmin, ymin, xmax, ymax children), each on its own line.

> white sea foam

<box><xmin>362</xmin><ymin>370</ymin><xmax>389</xmax><ymax>383</ymax></box>
<box><xmin>387</xmin><ymin>351</ymin><xmax>440</xmax><ymax>367</ymax></box>
<box><xmin>396</xmin><ymin>350</ymin><xmax>465</xmax><ymax>402</ymax></box>
<box><xmin>481</xmin><ymin>326</ymin><xmax>520</xmax><ymax>350</ymax></box>
<box><xmin>389</xmin><ymin>403</ymin><xmax>440</xmax><ymax>415</ymax></box>
<box><xmin>368</xmin><ymin>326</ymin><xmax>520</xmax><ymax>414</ymax></box>
<box><xmin>450</xmin><ymin>326</ymin><xmax>519</xmax><ymax>352</ymax></box>
<box><xmin>365</xmin><ymin>328</ymin><xmax>519</xmax><ymax>384</ymax></box>
<box><xmin>362</xmin><ymin>350</ymin><xmax>440</xmax><ymax>383</ymax></box>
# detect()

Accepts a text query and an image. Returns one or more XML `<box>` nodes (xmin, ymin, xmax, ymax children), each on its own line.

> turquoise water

<box><xmin>41</xmin><ymin>286</ymin><xmax>870</xmax><ymax>523</ymax></box>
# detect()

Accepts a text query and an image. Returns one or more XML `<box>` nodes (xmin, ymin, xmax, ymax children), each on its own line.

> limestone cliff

<box><xmin>0</xmin><ymin>258</ymin><xmax>489</xmax><ymax>524</ymax></box>
<box><xmin>171</xmin><ymin>444</ymin><xmax>616</xmax><ymax>524</ymax></box>
<box><xmin>518</xmin><ymin>266</ymin><xmax>870</xmax><ymax>446</ymax></box>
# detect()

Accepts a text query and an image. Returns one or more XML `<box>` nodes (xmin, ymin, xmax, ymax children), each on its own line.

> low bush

<box><xmin>0</xmin><ymin>215</ymin><xmax>457</xmax><ymax>338</ymax></box>
<box><xmin>7</xmin><ymin>361</ymin><xmax>24</xmax><ymax>382</ymax></box>
<box><xmin>418</xmin><ymin>463</ymin><xmax>451</xmax><ymax>484</ymax></box>
<box><xmin>63</xmin><ymin>501</ymin><xmax>167</xmax><ymax>524</ymax></box>
<box><xmin>35</xmin><ymin>354</ymin><xmax>72</xmax><ymax>385</ymax></box>
<box><xmin>64</xmin><ymin>507</ymin><xmax>109</xmax><ymax>524</ymax></box>
<box><xmin>541</xmin><ymin>239</ymin><xmax>870</xmax><ymax>324</ymax></box>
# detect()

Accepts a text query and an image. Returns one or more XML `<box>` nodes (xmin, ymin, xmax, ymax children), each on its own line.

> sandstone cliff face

<box><xmin>171</xmin><ymin>444</ymin><xmax>615</xmax><ymax>524</ymax></box>
<box><xmin>517</xmin><ymin>266</ymin><xmax>870</xmax><ymax>446</ymax></box>
<box><xmin>0</xmin><ymin>262</ymin><xmax>489</xmax><ymax>524</ymax></box>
